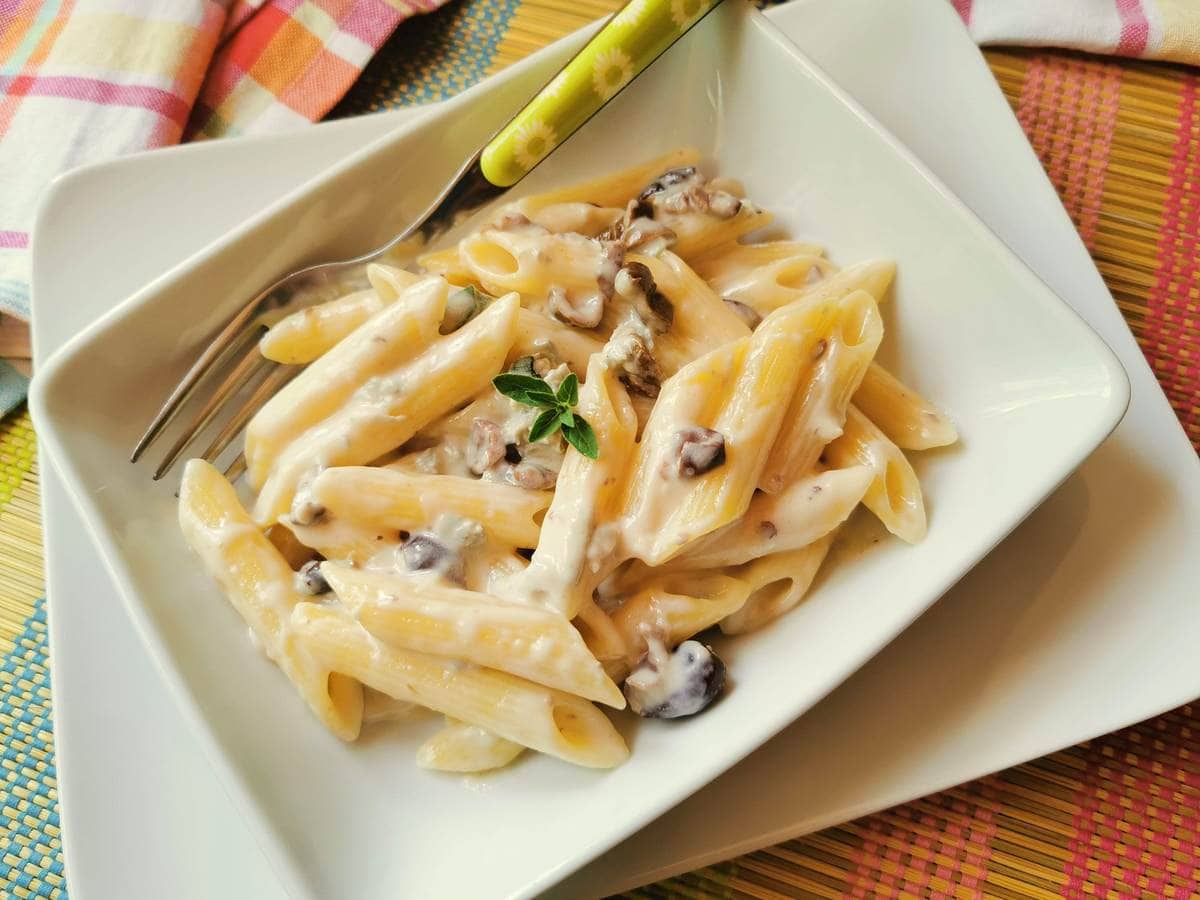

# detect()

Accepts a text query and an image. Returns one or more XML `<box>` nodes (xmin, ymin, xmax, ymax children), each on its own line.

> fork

<box><xmin>131</xmin><ymin>0</ymin><xmax>724</xmax><ymax>481</ymax></box>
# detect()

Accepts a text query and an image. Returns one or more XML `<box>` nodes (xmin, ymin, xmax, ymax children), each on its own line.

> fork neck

<box><xmin>418</xmin><ymin>158</ymin><xmax>506</xmax><ymax>243</ymax></box>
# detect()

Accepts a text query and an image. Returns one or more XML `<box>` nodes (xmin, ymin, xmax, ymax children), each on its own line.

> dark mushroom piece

<box><xmin>670</xmin><ymin>426</ymin><xmax>726</xmax><ymax>478</ymax></box>
<box><xmin>596</xmin><ymin>240</ymin><xmax>626</xmax><ymax>301</ymax></box>
<box><xmin>614</xmin><ymin>262</ymin><xmax>674</xmax><ymax>334</ymax></box>
<box><xmin>466</xmin><ymin>418</ymin><xmax>506</xmax><ymax>475</ymax></box>
<box><xmin>604</xmin><ymin>318</ymin><xmax>663</xmax><ymax>398</ymax></box>
<box><xmin>623</xmin><ymin>640</ymin><xmax>726</xmax><ymax>718</ymax></box>
<box><xmin>637</xmin><ymin>166</ymin><xmax>701</xmax><ymax>203</ymax></box>
<box><xmin>548</xmin><ymin>285</ymin><xmax>604</xmax><ymax>329</ymax></box>
<box><xmin>507</xmin><ymin>461</ymin><xmax>558</xmax><ymax>491</ymax></box>
<box><xmin>296</xmin><ymin>560</ymin><xmax>331</xmax><ymax>596</ymax></box>
<box><xmin>402</xmin><ymin>533</ymin><xmax>464</xmax><ymax>584</ymax></box>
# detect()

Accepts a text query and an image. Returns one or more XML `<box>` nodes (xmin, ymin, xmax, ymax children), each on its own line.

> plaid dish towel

<box><xmin>0</xmin><ymin>0</ymin><xmax>447</xmax><ymax>333</ymax></box>
<box><xmin>953</xmin><ymin>0</ymin><xmax>1200</xmax><ymax>65</ymax></box>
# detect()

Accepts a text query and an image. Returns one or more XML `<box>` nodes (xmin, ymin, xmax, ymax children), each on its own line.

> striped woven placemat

<box><xmin>2</xmin><ymin>2</ymin><xmax>1198</xmax><ymax>897</ymax></box>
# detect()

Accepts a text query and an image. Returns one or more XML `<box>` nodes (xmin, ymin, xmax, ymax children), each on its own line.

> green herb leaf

<box><xmin>493</xmin><ymin>373</ymin><xmax>557</xmax><ymax>407</ymax></box>
<box><xmin>558</xmin><ymin>408</ymin><xmax>575</xmax><ymax>428</ymax></box>
<box><xmin>556</xmin><ymin>372</ymin><xmax>579</xmax><ymax>407</ymax></box>
<box><xmin>529</xmin><ymin>408</ymin><xmax>563</xmax><ymax>443</ymax></box>
<box><xmin>562</xmin><ymin>417</ymin><xmax>599</xmax><ymax>459</ymax></box>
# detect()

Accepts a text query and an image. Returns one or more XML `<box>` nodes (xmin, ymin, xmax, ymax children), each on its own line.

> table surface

<box><xmin>2</xmin><ymin>1</ymin><xmax>1199</xmax><ymax>897</ymax></box>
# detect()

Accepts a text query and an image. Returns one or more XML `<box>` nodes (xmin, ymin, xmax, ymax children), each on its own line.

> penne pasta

<box><xmin>621</xmin><ymin>291</ymin><xmax>840</xmax><ymax>565</ymax></box>
<box><xmin>669</xmin><ymin>465</ymin><xmax>871</xmax><ymax>570</ymax></box>
<box><xmin>791</xmin><ymin>259</ymin><xmax>895</xmax><ymax>311</ymax></box>
<box><xmin>303</xmin><ymin>466</ymin><xmax>550</xmax><ymax>549</ymax></box>
<box><xmin>245</xmin><ymin>274</ymin><xmax>448</xmax><ymax>490</ymax></box>
<box><xmin>257</xmin><ymin>266</ymin><xmax>425</xmax><ymax>365</ymax></box>
<box><xmin>253</xmin><ymin>293</ymin><xmax>520</xmax><ymax>525</ymax></box>
<box><xmin>512</xmin><ymin>354</ymin><xmax>637</xmax><ymax>618</ymax></box>
<box><xmin>824</xmin><ymin>404</ymin><xmax>927</xmax><ymax>543</ymax></box>
<box><xmin>417</xmin><ymin>719</ymin><xmax>525</xmax><ymax>772</ymax></box>
<box><xmin>178</xmin><ymin>459</ymin><xmax>363</xmax><ymax>740</ymax></box>
<box><xmin>620</xmin><ymin>251</ymin><xmax>751</xmax><ymax>375</ymax></box>
<box><xmin>321</xmin><ymin>562</ymin><xmax>625</xmax><ymax>707</ymax></box>
<box><xmin>181</xmin><ymin>152</ymin><xmax>954</xmax><ymax>770</ymax></box>
<box><xmin>698</xmin><ymin>251</ymin><xmax>837</xmax><ymax>316</ymax></box>
<box><xmin>691</xmin><ymin>239</ymin><xmax>826</xmax><ymax>284</ymax></box>
<box><xmin>759</xmin><ymin>289</ymin><xmax>884</xmax><ymax>493</ymax></box>
<box><xmin>415</xmin><ymin>245</ymin><xmax>480</xmax><ymax>287</ymax></box>
<box><xmin>510</xmin><ymin>147</ymin><xmax>701</xmax><ymax>211</ymax></box>
<box><xmin>854</xmin><ymin>362</ymin><xmax>958</xmax><ymax>450</ymax></box>
<box><xmin>665</xmin><ymin>204</ymin><xmax>774</xmax><ymax>264</ymax></box>
<box><xmin>458</xmin><ymin>227</ymin><xmax>604</xmax><ymax>314</ymax></box>
<box><xmin>718</xmin><ymin>532</ymin><xmax>837</xmax><ymax>634</ymax></box>
<box><xmin>606</xmin><ymin>572</ymin><xmax>753</xmax><ymax>676</ymax></box>
<box><xmin>512</xmin><ymin>308</ymin><xmax>603</xmax><ymax>375</ymax></box>
<box><xmin>292</xmin><ymin>603</ymin><xmax>629</xmax><ymax>768</ymax></box>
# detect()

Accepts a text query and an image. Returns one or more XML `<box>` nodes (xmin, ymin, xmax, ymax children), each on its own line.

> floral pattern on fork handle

<box><xmin>479</xmin><ymin>0</ymin><xmax>723</xmax><ymax>188</ymax></box>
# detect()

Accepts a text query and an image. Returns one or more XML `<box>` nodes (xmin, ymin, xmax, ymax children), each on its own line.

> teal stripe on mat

<box><xmin>331</xmin><ymin>0</ymin><xmax>523</xmax><ymax>114</ymax></box>
<box><xmin>0</xmin><ymin>600</ymin><xmax>65</xmax><ymax>899</ymax></box>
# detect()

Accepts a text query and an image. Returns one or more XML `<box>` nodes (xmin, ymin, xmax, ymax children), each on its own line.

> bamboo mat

<box><xmin>2</xmin><ymin>1</ymin><xmax>1199</xmax><ymax>897</ymax></box>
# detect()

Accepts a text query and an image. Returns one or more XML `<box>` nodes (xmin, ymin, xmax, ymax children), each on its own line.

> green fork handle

<box><xmin>479</xmin><ymin>0</ymin><xmax>724</xmax><ymax>188</ymax></box>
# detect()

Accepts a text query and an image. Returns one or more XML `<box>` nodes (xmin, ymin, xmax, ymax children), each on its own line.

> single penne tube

<box><xmin>853</xmin><ymin>361</ymin><xmax>958</xmax><ymax>450</ymax></box>
<box><xmin>606</xmin><ymin>572</ymin><xmax>753</xmax><ymax>676</ymax></box>
<box><xmin>259</xmin><ymin>288</ymin><xmax>380</xmax><ymax>365</ymax></box>
<box><xmin>719</xmin><ymin>532</ymin><xmax>837</xmax><ymax>635</ymax></box>
<box><xmin>785</xmin><ymin>259</ymin><xmax>896</xmax><ymax>313</ymax></box>
<box><xmin>824</xmin><ymin>405</ymin><xmax>928</xmax><ymax>543</ymax></box>
<box><xmin>512</xmin><ymin>201</ymin><xmax>622</xmax><ymax>236</ymax></box>
<box><xmin>759</xmin><ymin>289</ymin><xmax>884</xmax><ymax>493</ymax></box>
<box><xmin>416</xmin><ymin>719</ymin><xmax>525</xmax><ymax>772</ymax></box>
<box><xmin>699</xmin><ymin>252</ymin><xmax>837</xmax><ymax>316</ymax></box>
<box><xmin>321</xmin><ymin>563</ymin><xmax>624</xmax><ymax>707</ymax></box>
<box><xmin>574</xmin><ymin>596</ymin><xmax>630</xmax><ymax>665</ymax></box>
<box><xmin>458</xmin><ymin>227</ymin><xmax>603</xmax><ymax>308</ymax></box>
<box><xmin>512</xmin><ymin>354</ymin><xmax>637</xmax><ymax>618</ymax></box>
<box><xmin>669</xmin><ymin>465</ymin><xmax>872</xmax><ymax>570</ymax></box>
<box><xmin>512</xmin><ymin>308</ymin><xmax>603</xmax><ymax>374</ymax></box>
<box><xmin>415</xmin><ymin>245</ymin><xmax>480</xmax><ymax>287</ymax></box>
<box><xmin>621</xmin><ymin>251</ymin><xmax>751</xmax><ymax>375</ymax></box>
<box><xmin>291</xmin><ymin>603</ymin><xmax>629</xmax><ymax>768</ymax></box>
<box><xmin>621</xmin><ymin>292</ymin><xmax>839</xmax><ymax>565</ymax></box>
<box><xmin>666</xmin><ymin>204</ymin><xmax>775</xmax><ymax>264</ymax></box>
<box><xmin>244</xmin><ymin>275</ymin><xmax>447</xmax><ymax>490</ymax></box>
<box><xmin>509</xmin><ymin>147</ymin><xmax>701</xmax><ymax>211</ymax></box>
<box><xmin>253</xmin><ymin>294</ymin><xmax>520</xmax><ymax>524</ymax></box>
<box><xmin>178</xmin><ymin>459</ymin><xmax>363</xmax><ymax>740</ymax></box>
<box><xmin>288</xmin><ymin>522</ymin><xmax>401</xmax><ymax>566</ymax></box>
<box><xmin>257</xmin><ymin>264</ymin><xmax>422</xmax><ymax>365</ymax></box>
<box><xmin>307</xmin><ymin>466</ymin><xmax>550</xmax><ymax>549</ymax></box>
<box><xmin>691</xmin><ymin>239</ymin><xmax>826</xmax><ymax>285</ymax></box>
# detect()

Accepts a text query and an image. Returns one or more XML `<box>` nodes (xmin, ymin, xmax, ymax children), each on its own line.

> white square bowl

<box><xmin>29</xmin><ymin>3</ymin><xmax>1129</xmax><ymax>898</ymax></box>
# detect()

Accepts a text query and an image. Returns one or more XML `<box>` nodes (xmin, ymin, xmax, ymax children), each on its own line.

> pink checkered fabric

<box><xmin>954</xmin><ymin>0</ymin><xmax>1200</xmax><ymax>66</ymax></box>
<box><xmin>0</xmin><ymin>0</ymin><xmax>446</xmax><ymax>321</ymax></box>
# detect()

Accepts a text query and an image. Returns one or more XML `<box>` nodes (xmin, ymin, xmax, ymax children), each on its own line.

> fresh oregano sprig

<box><xmin>491</xmin><ymin>369</ymin><xmax>599</xmax><ymax>459</ymax></box>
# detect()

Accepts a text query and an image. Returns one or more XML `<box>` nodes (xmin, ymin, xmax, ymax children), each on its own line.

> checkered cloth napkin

<box><xmin>953</xmin><ymin>0</ymin><xmax>1200</xmax><ymax>64</ymax></box>
<box><xmin>0</xmin><ymin>0</ymin><xmax>447</xmax><ymax>414</ymax></box>
<box><xmin>0</xmin><ymin>0</ymin><xmax>448</xmax><ymax>315</ymax></box>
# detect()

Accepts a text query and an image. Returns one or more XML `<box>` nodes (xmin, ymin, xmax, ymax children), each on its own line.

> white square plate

<box><xmin>30</xmin><ymin>3</ymin><xmax>1130</xmax><ymax>897</ymax></box>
